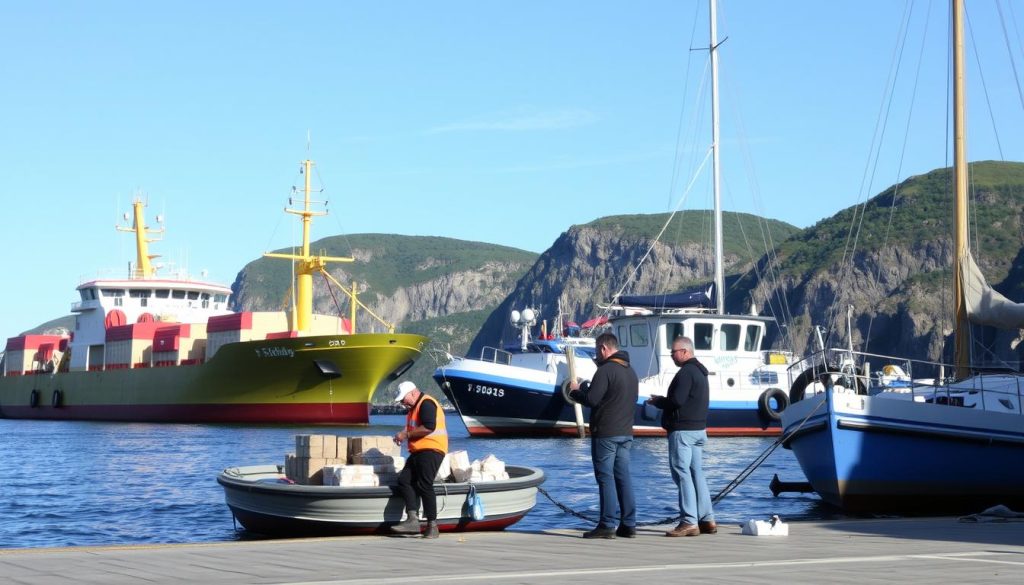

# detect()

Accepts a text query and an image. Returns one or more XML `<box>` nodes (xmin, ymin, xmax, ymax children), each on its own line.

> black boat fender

<box><xmin>788</xmin><ymin>365</ymin><xmax>867</xmax><ymax>405</ymax></box>
<box><xmin>757</xmin><ymin>387</ymin><xmax>789</xmax><ymax>427</ymax></box>
<box><xmin>52</xmin><ymin>389</ymin><xmax>63</xmax><ymax>408</ymax></box>
<box><xmin>788</xmin><ymin>368</ymin><xmax>817</xmax><ymax>404</ymax></box>
<box><xmin>29</xmin><ymin>389</ymin><xmax>39</xmax><ymax>408</ymax></box>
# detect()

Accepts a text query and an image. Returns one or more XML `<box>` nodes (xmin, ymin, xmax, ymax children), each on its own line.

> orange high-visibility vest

<box><xmin>406</xmin><ymin>394</ymin><xmax>448</xmax><ymax>454</ymax></box>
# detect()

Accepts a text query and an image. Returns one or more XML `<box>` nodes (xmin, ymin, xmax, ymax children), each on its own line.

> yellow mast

<box><xmin>952</xmin><ymin>0</ymin><xmax>970</xmax><ymax>378</ymax></box>
<box><xmin>264</xmin><ymin>160</ymin><xmax>354</xmax><ymax>333</ymax></box>
<box><xmin>116</xmin><ymin>198</ymin><xmax>163</xmax><ymax>279</ymax></box>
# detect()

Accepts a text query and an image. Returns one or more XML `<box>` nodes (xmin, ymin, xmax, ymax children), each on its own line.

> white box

<box><xmin>741</xmin><ymin>516</ymin><xmax>789</xmax><ymax>536</ymax></box>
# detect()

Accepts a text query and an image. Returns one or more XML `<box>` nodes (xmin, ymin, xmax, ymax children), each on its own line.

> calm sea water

<box><xmin>0</xmin><ymin>415</ymin><xmax>832</xmax><ymax>549</ymax></box>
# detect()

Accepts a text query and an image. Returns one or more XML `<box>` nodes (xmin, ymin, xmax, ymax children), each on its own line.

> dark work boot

<box><xmin>390</xmin><ymin>512</ymin><xmax>421</xmax><ymax>534</ymax></box>
<box><xmin>423</xmin><ymin>521</ymin><xmax>439</xmax><ymax>539</ymax></box>
<box><xmin>582</xmin><ymin>526</ymin><xmax>616</xmax><ymax>539</ymax></box>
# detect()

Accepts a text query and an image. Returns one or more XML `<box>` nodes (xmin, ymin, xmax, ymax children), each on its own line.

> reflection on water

<box><xmin>0</xmin><ymin>416</ymin><xmax>827</xmax><ymax>549</ymax></box>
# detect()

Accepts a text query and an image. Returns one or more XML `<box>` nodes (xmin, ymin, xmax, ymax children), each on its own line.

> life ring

<box><xmin>789</xmin><ymin>365</ymin><xmax>867</xmax><ymax>404</ymax></box>
<box><xmin>29</xmin><ymin>390</ymin><xmax>39</xmax><ymax>408</ymax></box>
<box><xmin>52</xmin><ymin>389</ymin><xmax>63</xmax><ymax>408</ymax></box>
<box><xmin>757</xmin><ymin>388</ymin><xmax>789</xmax><ymax>426</ymax></box>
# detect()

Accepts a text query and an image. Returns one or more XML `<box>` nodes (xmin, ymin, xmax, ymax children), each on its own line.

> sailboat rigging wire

<box><xmin>862</xmin><ymin>0</ymin><xmax>936</xmax><ymax>356</ymax></box>
<box><xmin>608</xmin><ymin>147</ymin><xmax>714</xmax><ymax>306</ymax></box>
<box><xmin>721</xmin><ymin>72</ymin><xmax>797</xmax><ymax>342</ymax></box>
<box><xmin>825</xmin><ymin>0</ymin><xmax>918</xmax><ymax>348</ymax></box>
<box><xmin>994</xmin><ymin>0</ymin><xmax>1024</xmax><ymax>114</ymax></box>
<box><xmin>966</xmin><ymin>9</ymin><xmax>1005</xmax><ymax>159</ymax></box>
<box><xmin>665</xmin><ymin>0</ymin><xmax>707</xmax><ymax>213</ymax></box>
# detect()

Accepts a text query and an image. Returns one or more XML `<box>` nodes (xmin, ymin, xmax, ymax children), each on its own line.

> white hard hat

<box><xmin>394</xmin><ymin>380</ymin><xmax>417</xmax><ymax>403</ymax></box>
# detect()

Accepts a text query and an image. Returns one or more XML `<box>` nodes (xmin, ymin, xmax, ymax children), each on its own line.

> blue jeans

<box><xmin>591</xmin><ymin>436</ymin><xmax>636</xmax><ymax>529</ymax></box>
<box><xmin>668</xmin><ymin>429</ymin><xmax>714</xmax><ymax>526</ymax></box>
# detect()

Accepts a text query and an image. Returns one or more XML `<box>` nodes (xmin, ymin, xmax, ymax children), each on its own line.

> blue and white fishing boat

<box><xmin>435</xmin><ymin>293</ymin><xmax>794</xmax><ymax>438</ymax></box>
<box><xmin>435</xmin><ymin>0</ymin><xmax>796</xmax><ymax>438</ymax></box>
<box><xmin>781</xmin><ymin>0</ymin><xmax>1024</xmax><ymax>515</ymax></box>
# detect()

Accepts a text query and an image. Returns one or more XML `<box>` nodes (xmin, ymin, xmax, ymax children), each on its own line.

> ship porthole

<box><xmin>52</xmin><ymin>389</ymin><xmax>63</xmax><ymax>408</ymax></box>
<box><xmin>29</xmin><ymin>390</ymin><xmax>39</xmax><ymax>408</ymax></box>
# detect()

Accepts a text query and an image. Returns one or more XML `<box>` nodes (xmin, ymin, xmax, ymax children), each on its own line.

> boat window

<box><xmin>693</xmin><ymin>323</ymin><xmax>713</xmax><ymax>350</ymax></box>
<box><xmin>617</xmin><ymin>325</ymin><xmax>629</xmax><ymax>348</ymax></box>
<box><xmin>664</xmin><ymin>323</ymin><xmax>684</xmax><ymax>349</ymax></box>
<box><xmin>214</xmin><ymin>294</ymin><xmax>227</xmax><ymax>303</ymax></box>
<box><xmin>720</xmin><ymin>324</ymin><xmax>740</xmax><ymax>351</ymax></box>
<box><xmin>750</xmin><ymin>369</ymin><xmax>779</xmax><ymax>385</ymax></box>
<box><xmin>187</xmin><ymin>291</ymin><xmax>200</xmax><ymax>300</ymax></box>
<box><xmin>155</xmin><ymin>289</ymin><xmax>170</xmax><ymax>299</ymax></box>
<box><xmin>171</xmin><ymin>290</ymin><xmax>187</xmax><ymax>299</ymax></box>
<box><xmin>129</xmin><ymin>289</ymin><xmax>152</xmax><ymax>298</ymax></box>
<box><xmin>744</xmin><ymin>325</ymin><xmax>761</xmax><ymax>351</ymax></box>
<box><xmin>201</xmin><ymin>293</ymin><xmax>210</xmax><ymax>300</ymax></box>
<box><xmin>629</xmin><ymin>323</ymin><xmax>649</xmax><ymax>347</ymax></box>
<box><xmin>101</xmin><ymin>288</ymin><xmax>125</xmax><ymax>297</ymax></box>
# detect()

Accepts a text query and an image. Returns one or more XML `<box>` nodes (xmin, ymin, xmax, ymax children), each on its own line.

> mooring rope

<box><xmin>537</xmin><ymin>398</ymin><xmax>826</xmax><ymax>527</ymax></box>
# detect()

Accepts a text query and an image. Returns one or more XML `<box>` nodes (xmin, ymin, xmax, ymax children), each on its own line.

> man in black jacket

<box><xmin>646</xmin><ymin>336</ymin><xmax>717</xmax><ymax>537</ymax></box>
<box><xmin>568</xmin><ymin>332</ymin><xmax>639</xmax><ymax>539</ymax></box>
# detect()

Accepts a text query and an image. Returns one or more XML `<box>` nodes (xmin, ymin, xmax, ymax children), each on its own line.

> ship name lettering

<box><xmin>254</xmin><ymin>346</ymin><xmax>295</xmax><ymax>358</ymax></box>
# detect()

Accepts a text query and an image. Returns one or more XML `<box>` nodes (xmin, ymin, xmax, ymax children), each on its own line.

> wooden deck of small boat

<box><xmin>2</xmin><ymin>517</ymin><xmax>1024</xmax><ymax>584</ymax></box>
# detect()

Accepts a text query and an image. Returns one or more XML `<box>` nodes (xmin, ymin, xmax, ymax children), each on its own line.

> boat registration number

<box><xmin>471</xmin><ymin>384</ymin><xmax>505</xmax><ymax>398</ymax></box>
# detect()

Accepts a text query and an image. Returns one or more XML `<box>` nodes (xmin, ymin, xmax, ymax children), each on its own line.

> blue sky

<box><xmin>2</xmin><ymin>1</ymin><xmax>1022</xmax><ymax>336</ymax></box>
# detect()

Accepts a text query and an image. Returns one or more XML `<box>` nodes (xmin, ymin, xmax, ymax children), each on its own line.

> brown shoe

<box><xmin>699</xmin><ymin>521</ymin><xmax>718</xmax><ymax>534</ymax></box>
<box><xmin>665</xmin><ymin>523</ymin><xmax>700</xmax><ymax>537</ymax></box>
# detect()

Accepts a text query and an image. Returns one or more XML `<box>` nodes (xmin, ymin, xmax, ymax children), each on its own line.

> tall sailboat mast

<box><xmin>710</xmin><ymin>0</ymin><xmax>725</xmax><ymax>314</ymax></box>
<box><xmin>952</xmin><ymin>0</ymin><xmax>970</xmax><ymax>377</ymax></box>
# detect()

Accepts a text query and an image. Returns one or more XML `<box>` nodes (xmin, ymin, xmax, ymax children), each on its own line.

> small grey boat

<box><xmin>218</xmin><ymin>464</ymin><xmax>545</xmax><ymax>537</ymax></box>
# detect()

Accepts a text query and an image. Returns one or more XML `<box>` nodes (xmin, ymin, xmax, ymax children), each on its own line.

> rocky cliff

<box><xmin>468</xmin><ymin>211</ymin><xmax>799</xmax><ymax>355</ymax></box>
<box><xmin>745</xmin><ymin>161</ymin><xmax>1024</xmax><ymax>367</ymax></box>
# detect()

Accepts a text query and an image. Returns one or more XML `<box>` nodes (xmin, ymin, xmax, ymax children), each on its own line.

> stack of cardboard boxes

<box><xmin>285</xmin><ymin>434</ymin><xmax>404</xmax><ymax>486</ymax></box>
<box><xmin>283</xmin><ymin>435</ymin><xmax>511</xmax><ymax>486</ymax></box>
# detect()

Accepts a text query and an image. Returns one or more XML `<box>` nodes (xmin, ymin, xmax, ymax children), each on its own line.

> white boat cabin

<box><xmin>609</xmin><ymin>310</ymin><xmax>790</xmax><ymax>397</ymax></box>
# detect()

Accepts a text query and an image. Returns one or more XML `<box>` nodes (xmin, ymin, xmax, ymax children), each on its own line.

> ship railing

<box><xmin>479</xmin><ymin>346</ymin><xmax>512</xmax><ymax>365</ymax></box>
<box><xmin>788</xmin><ymin>348</ymin><xmax>1024</xmax><ymax>415</ymax></box>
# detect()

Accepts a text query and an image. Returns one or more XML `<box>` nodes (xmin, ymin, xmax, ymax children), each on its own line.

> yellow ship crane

<box><xmin>264</xmin><ymin>159</ymin><xmax>394</xmax><ymax>334</ymax></box>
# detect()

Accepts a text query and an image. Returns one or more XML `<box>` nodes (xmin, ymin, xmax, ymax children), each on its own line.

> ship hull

<box><xmin>782</xmin><ymin>389</ymin><xmax>1024</xmax><ymax>514</ymax></box>
<box><xmin>436</xmin><ymin>369</ymin><xmax>780</xmax><ymax>438</ymax></box>
<box><xmin>0</xmin><ymin>333</ymin><xmax>427</xmax><ymax>424</ymax></box>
